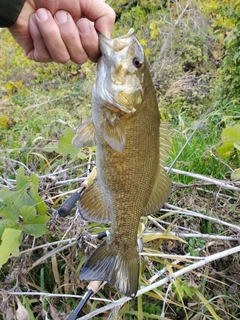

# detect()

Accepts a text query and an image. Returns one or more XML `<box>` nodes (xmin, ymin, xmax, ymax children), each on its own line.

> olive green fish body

<box><xmin>73</xmin><ymin>29</ymin><xmax>171</xmax><ymax>297</ymax></box>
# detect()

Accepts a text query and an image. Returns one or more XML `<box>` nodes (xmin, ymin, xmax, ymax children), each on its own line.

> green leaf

<box><xmin>21</xmin><ymin>206</ymin><xmax>49</xmax><ymax>237</ymax></box>
<box><xmin>0</xmin><ymin>219</ymin><xmax>19</xmax><ymax>237</ymax></box>
<box><xmin>16</xmin><ymin>166</ymin><xmax>31</xmax><ymax>190</ymax></box>
<box><xmin>0</xmin><ymin>188</ymin><xmax>35</xmax><ymax>220</ymax></box>
<box><xmin>0</xmin><ymin>228</ymin><xmax>23</xmax><ymax>268</ymax></box>
<box><xmin>217</xmin><ymin>124</ymin><xmax>240</xmax><ymax>158</ymax></box>
<box><xmin>216</xmin><ymin>142</ymin><xmax>235</xmax><ymax>158</ymax></box>
<box><xmin>231</xmin><ymin>168</ymin><xmax>240</xmax><ymax>181</ymax></box>
<box><xmin>56</xmin><ymin>127</ymin><xmax>79</xmax><ymax>158</ymax></box>
<box><xmin>29</xmin><ymin>173</ymin><xmax>47</xmax><ymax>215</ymax></box>
<box><xmin>221</xmin><ymin>124</ymin><xmax>240</xmax><ymax>145</ymax></box>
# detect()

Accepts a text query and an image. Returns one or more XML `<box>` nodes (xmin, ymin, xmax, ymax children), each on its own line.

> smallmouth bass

<box><xmin>73</xmin><ymin>29</ymin><xmax>171</xmax><ymax>297</ymax></box>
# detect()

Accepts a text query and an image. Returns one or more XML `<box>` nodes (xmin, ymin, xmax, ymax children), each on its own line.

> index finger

<box><xmin>80</xmin><ymin>0</ymin><xmax>115</xmax><ymax>38</ymax></box>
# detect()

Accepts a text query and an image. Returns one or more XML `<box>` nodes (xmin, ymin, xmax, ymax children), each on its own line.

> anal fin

<box><xmin>79</xmin><ymin>179</ymin><xmax>110</xmax><ymax>223</ymax></box>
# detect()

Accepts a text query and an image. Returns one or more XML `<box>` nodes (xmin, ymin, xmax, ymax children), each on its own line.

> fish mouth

<box><xmin>99</xmin><ymin>28</ymin><xmax>135</xmax><ymax>53</ymax></box>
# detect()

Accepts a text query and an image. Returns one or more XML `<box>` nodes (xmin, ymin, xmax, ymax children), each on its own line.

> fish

<box><xmin>72</xmin><ymin>28</ymin><xmax>171</xmax><ymax>298</ymax></box>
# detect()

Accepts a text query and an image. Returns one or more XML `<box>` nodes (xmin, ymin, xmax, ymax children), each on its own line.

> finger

<box><xmin>34</xmin><ymin>8</ymin><xmax>70</xmax><ymax>63</ymax></box>
<box><xmin>54</xmin><ymin>11</ymin><xmax>90</xmax><ymax>64</ymax></box>
<box><xmin>77</xmin><ymin>18</ymin><xmax>100</xmax><ymax>63</ymax></box>
<box><xmin>81</xmin><ymin>0</ymin><xmax>115</xmax><ymax>38</ymax></box>
<box><xmin>27</xmin><ymin>13</ymin><xmax>52</xmax><ymax>62</ymax></box>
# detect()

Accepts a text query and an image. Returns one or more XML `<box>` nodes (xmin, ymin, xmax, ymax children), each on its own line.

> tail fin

<box><xmin>80</xmin><ymin>240</ymin><xmax>139</xmax><ymax>297</ymax></box>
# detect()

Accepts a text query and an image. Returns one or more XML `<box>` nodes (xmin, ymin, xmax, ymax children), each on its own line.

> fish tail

<box><xmin>80</xmin><ymin>239</ymin><xmax>139</xmax><ymax>297</ymax></box>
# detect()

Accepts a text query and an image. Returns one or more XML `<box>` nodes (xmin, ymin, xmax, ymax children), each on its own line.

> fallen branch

<box><xmin>166</xmin><ymin>167</ymin><xmax>240</xmax><ymax>192</ymax></box>
<box><xmin>163</xmin><ymin>204</ymin><xmax>240</xmax><ymax>232</ymax></box>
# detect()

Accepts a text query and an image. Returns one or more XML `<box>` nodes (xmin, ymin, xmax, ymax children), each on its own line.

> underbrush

<box><xmin>0</xmin><ymin>0</ymin><xmax>240</xmax><ymax>319</ymax></box>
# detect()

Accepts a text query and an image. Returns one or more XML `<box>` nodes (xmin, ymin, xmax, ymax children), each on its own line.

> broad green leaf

<box><xmin>221</xmin><ymin>125</ymin><xmax>240</xmax><ymax>145</ymax></box>
<box><xmin>0</xmin><ymin>189</ymin><xmax>34</xmax><ymax>220</ymax></box>
<box><xmin>231</xmin><ymin>168</ymin><xmax>240</xmax><ymax>181</ymax></box>
<box><xmin>216</xmin><ymin>142</ymin><xmax>234</xmax><ymax>158</ymax></box>
<box><xmin>21</xmin><ymin>206</ymin><xmax>49</xmax><ymax>237</ymax></box>
<box><xmin>0</xmin><ymin>228</ymin><xmax>23</xmax><ymax>268</ymax></box>
<box><xmin>0</xmin><ymin>204</ymin><xmax>21</xmax><ymax>220</ymax></box>
<box><xmin>29</xmin><ymin>173</ymin><xmax>47</xmax><ymax>214</ymax></box>
<box><xmin>56</xmin><ymin>127</ymin><xmax>79</xmax><ymax>158</ymax></box>
<box><xmin>30</xmin><ymin>173</ymin><xmax>38</xmax><ymax>192</ymax></box>
<box><xmin>43</xmin><ymin>142</ymin><xmax>59</xmax><ymax>153</ymax></box>
<box><xmin>16</xmin><ymin>166</ymin><xmax>31</xmax><ymax>190</ymax></box>
<box><xmin>0</xmin><ymin>219</ymin><xmax>19</xmax><ymax>237</ymax></box>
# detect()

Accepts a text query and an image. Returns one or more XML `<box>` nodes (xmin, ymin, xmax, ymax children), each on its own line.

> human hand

<box><xmin>9</xmin><ymin>0</ymin><xmax>115</xmax><ymax>63</ymax></box>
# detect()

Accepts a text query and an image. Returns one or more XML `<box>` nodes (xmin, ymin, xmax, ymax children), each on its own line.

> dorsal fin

<box><xmin>142</xmin><ymin>121</ymin><xmax>172</xmax><ymax>215</ymax></box>
<box><xmin>142</xmin><ymin>166</ymin><xmax>171</xmax><ymax>215</ymax></box>
<box><xmin>159</xmin><ymin>121</ymin><xmax>172</xmax><ymax>167</ymax></box>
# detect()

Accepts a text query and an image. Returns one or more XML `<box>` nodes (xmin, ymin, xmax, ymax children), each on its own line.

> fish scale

<box><xmin>72</xmin><ymin>29</ymin><xmax>172</xmax><ymax>297</ymax></box>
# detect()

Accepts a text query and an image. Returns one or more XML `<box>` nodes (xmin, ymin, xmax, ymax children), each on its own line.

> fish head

<box><xmin>95</xmin><ymin>29</ymin><xmax>145</xmax><ymax>114</ymax></box>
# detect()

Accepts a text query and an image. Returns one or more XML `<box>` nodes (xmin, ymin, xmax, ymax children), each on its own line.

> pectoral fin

<box><xmin>103</xmin><ymin>117</ymin><xmax>126</xmax><ymax>152</ymax></box>
<box><xmin>142</xmin><ymin>166</ymin><xmax>171</xmax><ymax>215</ymax></box>
<box><xmin>72</xmin><ymin>118</ymin><xmax>96</xmax><ymax>148</ymax></box>
<box><xmin>79</xmin><ymin>179</ymin><xmax>110</xmax><ymax>223</ymax></box>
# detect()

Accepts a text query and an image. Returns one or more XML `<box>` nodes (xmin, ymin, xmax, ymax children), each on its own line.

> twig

<box><xmin>0</xmin><ymin>157</ymin><xmax>32</xmax><ymax>173</ymax></box>
<box><xmin>19</xmin><ymin>238</ymin><xmax>77</xmax><ymax>255</ymax></box>
<box><xmin>161</xmin><ymin>281</ymin><xmax>173</xmax><ymax>319</ymax></box>
<box><xmin>23</xmin><ymin>241</ymin><xmax>78</xmax><ymax>273</ymax></box>
<box><xmin>167</xmin><ymin>106</ymin><xmax>212</xmax><ymax>173</ymax></box>
<box><xmin>6</xmin><ymin>291</ymin><xmax>111</xmax><ymax>303</ymax></box>
<box><xmin>143</xmin><ymin>232</ymin><xmax>239</xmax><ymax>242</ymax></box>
<box><xmin>166</xmin><ymin>167</ymin><xmax>240</xmax><ymax>192</ymax></box>
<box><xmin>163</xmin><ymin>204</ymin><xmax>240</xmax><ymax>232</ymax></box>
<box><xmin>23</xmin><ymin>95</ymin><xmax>71</xmax><ymax>111</ymax></box>
<box><xmin>140</xmin><ymin>252</ymin><xmax>203</xmax><ymax>260</ymax></box>
<box><xmin>55</xmin><ymin>177</ymin><xmax>86</xmax><ymax>186</ymax></box>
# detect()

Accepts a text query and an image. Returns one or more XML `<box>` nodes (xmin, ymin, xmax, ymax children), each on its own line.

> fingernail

<box><xmin>77</xmin><ymin>19</ymin><xmax>91</xmax><ymax>34</ymax></box>
<box><xmin>36</xmin><ymin>8</ymin><xmax>49</xmax><ymax>22</ymax></box>
<box><xmin>55</xmin><ymin>11</ymin><xmax>68</xmax><ymax>24</ymax></box>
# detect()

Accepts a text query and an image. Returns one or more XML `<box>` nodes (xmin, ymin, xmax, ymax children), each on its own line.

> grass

<box><xmin>1</xmin><ymin>1</ymin><xmax>240</xmax><ymax>319</ymax></box>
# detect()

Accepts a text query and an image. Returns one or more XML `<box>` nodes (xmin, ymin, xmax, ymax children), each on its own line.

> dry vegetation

<box><xmin>0</xmin><ymin>0</ymin><xmax>240</xmax><ymax>319</ymax></box>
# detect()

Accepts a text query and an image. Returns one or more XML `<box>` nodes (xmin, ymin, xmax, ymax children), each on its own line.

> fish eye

<box><xmin>133</xmin><ymin>57</ymin><xmax>143</xmax><ymax>69</ymax></box>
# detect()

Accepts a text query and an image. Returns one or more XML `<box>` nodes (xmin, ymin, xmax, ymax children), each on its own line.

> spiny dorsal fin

<box><xmin>79</xmin><ymin>179</ymin><xmax>110</xmax><ymax>223</ymax></box>
<box><xmin>103</xmin><ymin>117</ymin><xmax>126</xmax><ymax>152</ymax></box>
<box><xmin>72</xmin><ymin>118</ymin><xmax>96</xmax><ymax>148</ymax></box>
<box><xmin>159</xmin><ymin>121</ymin><xmax>172</xmax><ymax>167</ymax></box>
<box><xmin>142</xmin><ymin>122</ymin><xmax>172</xmax><ymax>215</ymax></box>
<box><xmin>142</xmin><ymin>165</ymin><xmax>171</xmax><ymax>215</ymax></box>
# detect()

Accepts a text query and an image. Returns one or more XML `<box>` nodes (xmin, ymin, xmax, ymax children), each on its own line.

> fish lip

<box><xmin>99</xmin><ymin>28</ymin><xmax>135</xmax><ymax>42</ymax></box>
<box><xmin>99</xmin><ymin>28</ymin><xmax>135</xmax><ymax>52</ymax></box>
